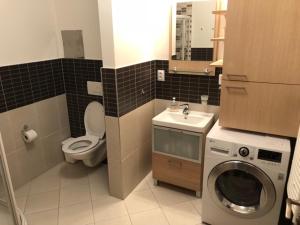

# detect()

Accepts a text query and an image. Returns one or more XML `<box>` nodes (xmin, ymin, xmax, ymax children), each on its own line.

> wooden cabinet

<box><xmin>152</xmin><ymin>153</ymin><xmax>202</xmax><ymax>192</ymax></box>
<box><xmin>220</xmin><ymin>80</ymin><xmax>300</xmax><ymax>137</ymax></box>
<box><xmin>223</xmin><ymin>0</ymin><xmax>300</xmax><ymax>84</ymax></box>
<box><xmin>152</xmin><ymin>126</ymin><xmax>204</xmax><ymax>196</ymax></box>
<box><xmin>220</xmin><ymin>0</ymin><xmax>300</xmax><ymax>137</ymax></box>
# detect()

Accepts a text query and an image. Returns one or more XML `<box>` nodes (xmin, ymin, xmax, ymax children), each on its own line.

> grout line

<box><xmin>147</xmin><ymin>179</ymin><xmax>171</xmax><ymax>225</ymax></box>
<box><xmin>57</xmin><ymin>163</ymin><xmax>62</xmax><ymax>225</ymax></box>
<box><xmin>88</xmin><ymin>164</ymin><xmax>96</xmax><ymax>225</ymax></box>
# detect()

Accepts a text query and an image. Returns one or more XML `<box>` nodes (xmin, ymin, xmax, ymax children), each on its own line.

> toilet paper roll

<box><xmin>22</xmin><ymin>129</ymin><xmax>38</xmax><ymax>143</ymax></box>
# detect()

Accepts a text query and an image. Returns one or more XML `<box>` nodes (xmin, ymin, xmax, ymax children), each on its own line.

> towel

<box><xmin>287</xmin><ymin>126</ymin><xmax>300</xmax><ymax>224</ymax></box>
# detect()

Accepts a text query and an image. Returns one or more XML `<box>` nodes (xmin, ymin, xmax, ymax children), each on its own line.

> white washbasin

<box><xmin>152</xmin><ymin>109</ymin><xmax>214</xmax><ymax>133</ymax></box>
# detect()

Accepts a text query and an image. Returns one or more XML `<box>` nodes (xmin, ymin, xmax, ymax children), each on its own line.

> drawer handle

<box><xmin>168</xmin><ymin>159</ymin><xmax>182</xmax><ymax>169</ymax></box>
<box><xmin>225</xmin><ymin>86</ymin><xmax>247</xmax><ymax>94</ymax></box>
<box><xmin>226</xmin><ymin>74</ymin><xmax>248</xmax><ymax>81</ymax></box>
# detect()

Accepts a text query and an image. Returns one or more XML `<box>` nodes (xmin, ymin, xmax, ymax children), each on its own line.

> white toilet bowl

<box><xmin>62</xmin><ymin>101</ymin><xmax>106</xmax><ymax>167</ymax></box>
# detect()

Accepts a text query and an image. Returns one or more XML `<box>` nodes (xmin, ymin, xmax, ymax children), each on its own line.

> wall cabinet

<box><xmin>220</xmin><ymin>80</ymin><xmax>300</xmax><ymax>137</ymax></box>
<box><xmin>223</xmin><ymin>0</ymin><xmax>300</xmax><ymax>85</ymax></box>
<box><xmin>220</xmin><ymin>0</ymin><xmax>300</xmax><ymax>137</ymax></box>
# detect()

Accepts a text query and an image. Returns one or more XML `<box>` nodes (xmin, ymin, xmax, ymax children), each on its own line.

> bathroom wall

<box><xmin>0</xmin><ymin>0</ymin><xmax>60</xmax><ymax>66</ymax></box>
<box><xmin>54</xmin><ymin>0</ymin><xmax>102</xmax><ymax>59</ymax></box>
<box><xmin>102</xmin><ymin>62</ymin><xmax>155</xmax><ymax>198</ymax></box>
<box><xmin>99</xmin><ymin>0</ymin><xmax>169</xmax><ymax>68</ymax></box>
<box><xmin>0</xmin><ymin>60</ymin><xmax>70</xmax><ymax>188</ymax></box>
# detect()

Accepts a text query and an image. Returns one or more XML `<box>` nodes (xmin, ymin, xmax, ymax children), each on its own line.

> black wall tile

<box><xmin>62</xmin><ymin>58</ymin><xmax>103</xmax><ymax>137</ymax></box>
<box><xmin>0</xmin><ymin>59</ymin><xmax>65</xmax><ymax>112</ymax></box>
<box><xmin>155</xmin><ymin>60</ymin><xmax>221</xmax><ymax>105</ymax></box>
<box><xmin>116</xmin><ymin>65</ymin><xmax>137</xmax><ymax>116</ymax></box>
<box><xmin>135</xmin><ymin>62</ymin><xmax>151</xmax><ymax>108</ymax></box>
<box><xmin>102</xmin><ymin>68</ymin><xmax>118</xmax><ymax>117</ymax></box>
<box><xmin>191</xmin><ymin>48</ymin><xmax>213</xmax><ymax>61</ymax></box>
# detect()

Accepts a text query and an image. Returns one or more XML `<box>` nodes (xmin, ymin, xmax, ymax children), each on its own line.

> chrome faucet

<box><xmin>180</xmin><ymin>103</ymin><xmax>190</xmax><ymax>116</ymax></box>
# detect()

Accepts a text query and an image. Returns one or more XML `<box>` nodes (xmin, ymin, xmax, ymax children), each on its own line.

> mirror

<box><xmin>169</xmin><ymin>0</ymin><xmax>226</xmax><ymax>75</ymax></box>
<box><xmin>172</xmin><ymin>1</ymin><xmax>216</xmax><ymax>61</ymax></box>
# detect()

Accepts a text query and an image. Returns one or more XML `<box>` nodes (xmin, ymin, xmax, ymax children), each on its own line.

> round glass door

<box><xmin>208</xmin><ymin>161</ymin><xmax>276</xmax><ymax>218</ymax></box>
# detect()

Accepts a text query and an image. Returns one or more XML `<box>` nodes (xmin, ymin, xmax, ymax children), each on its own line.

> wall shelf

<box><xmin>210</xmin><ymin>59</ymin><xmax>223</xmax><ymax>67</ymax></box>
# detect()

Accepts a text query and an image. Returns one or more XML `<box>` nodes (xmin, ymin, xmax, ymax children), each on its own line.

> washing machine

<box><xmin>202</xmin><ymin>121</ymin><xmax>291</xmax><ymax>225</ymax></box>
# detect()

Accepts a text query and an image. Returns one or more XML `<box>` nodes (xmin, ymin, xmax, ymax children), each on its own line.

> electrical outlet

<box><xmin>157</xmin><ymin>70</ymin><xmax>165</xmax><ymax>81</ymax></box>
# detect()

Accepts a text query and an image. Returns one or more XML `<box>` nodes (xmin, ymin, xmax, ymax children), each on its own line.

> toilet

<box><xmin>62</xmin><ymin>101</ymin><xmax>106</xmax><ymax>167</ymax></box>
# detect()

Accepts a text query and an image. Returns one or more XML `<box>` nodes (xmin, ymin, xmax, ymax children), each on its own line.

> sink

<box><xmin>152</xmin><ymin>109</ymin><xmax>214</xmax><ymax>133</ymax></box>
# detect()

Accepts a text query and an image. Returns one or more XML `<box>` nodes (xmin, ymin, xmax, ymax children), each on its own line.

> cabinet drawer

<box><xmin>219</xmin><ymin>80</ymin><xmax>300</xmax><ymax>137</ymax></box>
<box><xmin>152</xmin><ymin>153</ymin><xmax>201</xmax><ymax>191</ymax></box>
<box><xmin>153</xmin><ymin>126</ymin><xmax>203</xmax><ymax>162</ymax></box>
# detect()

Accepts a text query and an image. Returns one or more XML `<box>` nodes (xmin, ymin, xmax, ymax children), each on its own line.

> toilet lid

<box><xmin>84</xmin><ymin>101</ymin><xmax>105</xmax><ymax>138</ymax></box>
<box><xmin>62</xmin><ymin>135</ymin><xmax>99</xmax><ymax>154</ymax></box>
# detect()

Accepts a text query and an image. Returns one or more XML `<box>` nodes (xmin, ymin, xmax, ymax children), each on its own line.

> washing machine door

<box><xmin>207</xmin><ymin>160</ymin><xmax>276</xmax><ymax>218</ymax></box>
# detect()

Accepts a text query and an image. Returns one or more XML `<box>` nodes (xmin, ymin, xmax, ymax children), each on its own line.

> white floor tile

<box><xmin>15</xmin><ymin>182</ymin><xmax>31</xmax><ymax>198</ymax></box>
<box><xmin>144</xmin><ymin>171</ymin><xmax>155</xmax><ymax>187</ymax></box>
<box><xmin>151</xmin><ymin>185</ymin><xmax>196</xmax><ymax>206</ymax></box>
<box><xmin>25</xmin><ymin>190</ymin><xmax>59</xmax><ymax>214</ymax></box>
<box><xmin>130</xmin><ymin>208</ymin><xmax>169</xmax><ymax>225</ymax></box>
<box><xmin>60</xmin><ymin>163</ymin><xmax>90</xmax><ymax>188</ymax></box>
<box><xmin>94</xmin><ymin>216</ymin><xmax>132</xmax><ymax>225</ymax></box>
<box><xmin>92</xmin><ymin>195</ymin><xmax>128</xmax><ymax>222</ymax></box>
<box><xmin>25</xmin><ymin>209</ymin><xmax>58</xmax><ymax>225</ymax></box>
<box><xmin>162</xmin><ymin>202</ymin><xmax>202</xmax><ymax>225</ymax></box>
<box><xmin>42</xmin><ymin>163</ymin><xmax>63</xmax><ymax>177</ymax></box>
<box><xmin>132</xmin><ymin>179</ymin><xmax>150</xmax><ymax>193</ymax></box>
<box><xmin>60</xmin><ymin>183</ymin><xmax>91</xmax><ymax>207</ymax></box>
<box><xmin>16</xmin><ymin>196</ymin><xmax>27</xmax><ymax>212</ymax></box>
<box><xmin>29</xmin><ymin>174</ymin><xmax>60</xmax><ymax>195</ymax></box>
<box><xmin>191</xmin><ymin>199</ymin><xmax>202</xmax><ymax>215</ymax></box>
<box><xmin>58</xmin><ymin>201</ymin><xmax>94</xmax><ymax>225</ymax></box>
<box><xmin>125</xmin><ymin>190</ymin><xmax>159</xmax><ymax>214</ymax></box>
<box><xmin>89</xmin><ymin>166</ymin><xmax>109</xmax><ymax>199</ymax></box>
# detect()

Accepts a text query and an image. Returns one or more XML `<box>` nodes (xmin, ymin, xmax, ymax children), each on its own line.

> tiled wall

<box><xmin>0</xmin><ymin>60</ymin><xmax>70</xmax><ymax>188</ymax></box>
<box><xmin>191</xmin><ymin>48</ymin><xmax>213</xmax><ymax>61</ymax></box>
<box><xmin>102</xmin><ymin>59</ymin><xmax>221</xmax><ymax>118</ymax></box>
<box><xmin>102</xmin><ymin>69</ymin><xmax>118</xmax><ymax>117</ymax></box>
<box><xmin>105</xmin><ymin>100</ymin><xmax>154</xmax><ymax>199</ymax></box>
<box><xmin>0</xmin><ymin>58</ymin><xmax>104</xmax><ymax>138</ymax></box>
<box><xmin>62</xmin><ymin>59</ymin><xmax>103</xmax><ymax>137</ymax></box>
<box><xmin>0</xmin><ymin>59</ymin><xmax>64</xmax><ymax>113</ymax></box>
<box><xmin>102</xmin><ymin>61</ymin><xmax>156</xmax><ymax>117</ymax></box>
<box><xmin>156</xmin><ymin>60</ymin><xmax>221</xmax><ymax>106</ymax></box>
<box><xmin>0</xmin><ymin>95</ymin><xmax>70</xmax><ymax>188</ymax></box>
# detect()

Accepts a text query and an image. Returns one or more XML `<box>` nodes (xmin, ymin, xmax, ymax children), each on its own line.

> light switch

<box><xmin>87</xmin><ymin>81</ymin><xmax>103</xmax><ymax>96</ymax></box>
<box><xmin>157</xmin><ymin>70</ymin><xmax>165</xmax><ymax>81</ymax></box>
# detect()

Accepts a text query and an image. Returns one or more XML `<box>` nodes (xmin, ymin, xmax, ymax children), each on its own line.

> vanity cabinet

<box><xmin>152</xmin><ymin>126</ymin><xmax>204</xmax><ymax>196</ymax></box>
<box><xmin>219</xmin><ymin>0</ymin><xmax>300</xmax><ymax>137</ymax></box>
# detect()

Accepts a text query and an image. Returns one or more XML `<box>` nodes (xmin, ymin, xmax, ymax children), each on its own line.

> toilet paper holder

<box><xmin>22</xmin><ymin>125</ymin><xmax>30</xmax><ymax>133</ymax></box>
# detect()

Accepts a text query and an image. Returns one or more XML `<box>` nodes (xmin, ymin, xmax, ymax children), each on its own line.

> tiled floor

<box><xmin>14</xmin><ymin>162</ymin><xmax>203</xmax><ymax>225</ymax></box>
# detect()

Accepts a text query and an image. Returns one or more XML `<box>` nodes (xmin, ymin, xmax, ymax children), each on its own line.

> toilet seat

<box><xmin>62</xmin><ymin>135</ymin><xmax>100</xmax><ymax>154</ymax></box>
